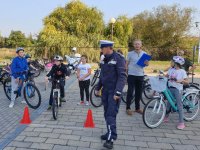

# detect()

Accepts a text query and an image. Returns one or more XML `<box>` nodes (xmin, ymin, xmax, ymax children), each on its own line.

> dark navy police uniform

<box><xmin>96</xmin><ymin>51</ymin><xmax>126</xmax><ymax>141</ymax></box>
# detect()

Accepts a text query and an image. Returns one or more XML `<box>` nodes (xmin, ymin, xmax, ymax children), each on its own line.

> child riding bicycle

<box><xmin>45</xmin><ymin>55</ymin><xmax>70</xmax><ymax>110</ymax></box>
<box><xmin>9</xmin><ymin>47</ymin><xmax>28</xmax><ymax>108</ymax></box>
<box><xmin>165</xmin><ymin>56</ymin><xmax>189</xmax><ymax>130</ymax></box>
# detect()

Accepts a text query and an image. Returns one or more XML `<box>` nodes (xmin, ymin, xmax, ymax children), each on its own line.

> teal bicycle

<box><xmin>143</xmin><ymin>76</ymin><xmax>200</xmax><ymax>128</ymax></box>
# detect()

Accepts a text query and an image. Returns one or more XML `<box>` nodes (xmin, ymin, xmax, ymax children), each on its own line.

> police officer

<box><xmin>95</xmin><ymin>40</ymin><xmax>126</xmax><ymax>149</ymax></box>
<box><xmin>9</xmin><ymin>47</ymin><xmax>28</xmax><ymax>108</ymax></box>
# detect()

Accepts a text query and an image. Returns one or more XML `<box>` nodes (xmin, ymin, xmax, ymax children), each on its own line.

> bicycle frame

<box><xmin>162</xmin><ymin>87</ymin><xmax>200</xmax><ymax>113</ymax></box>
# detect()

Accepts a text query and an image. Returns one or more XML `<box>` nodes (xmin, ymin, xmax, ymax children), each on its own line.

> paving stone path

<box><xmin>0</xmin><ymin>74</ymin><xmax>200</xmax><ymax>150</ymax></box>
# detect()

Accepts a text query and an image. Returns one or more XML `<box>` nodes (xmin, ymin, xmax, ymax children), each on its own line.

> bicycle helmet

<box><xmin>16</xmin><ymin>47</ymin><xmax>24</xmax><ymax>53</ymax></box>
<box><xmin>173</xmin><ymin>56</ymin><xmax>185</xmax><ymax>65</ymax></box>
<box><xmin>72</xmin><ymin>47</ymin><xmax>77</xmax><ymax>51</ymax></box>
<box><xmin>25</xmin><ymin>54</ymin><xmax>31</xmax><ymax>59</ymax></box>
<box><xmin>54</xmin><ymin>55</ymin><xmax>63</xmax><ymax>61</ymax></box>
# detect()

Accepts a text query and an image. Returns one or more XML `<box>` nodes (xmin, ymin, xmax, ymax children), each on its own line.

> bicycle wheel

<box><xmin>91</xmin><ymin>70</ymin><xmax>99</xmax><ymax>86</ymax></box>
<box><xmin>188</xmin><ymin>84</ymin><xmax>200</xmax><ymax>90</ymax></box>
<box><xmin>52</xmin><ymin>92</ymin><xmax>59</xmax><ymax>120</ymax></box>
<box><xmin>143</xmin><ymin>98</ymin><xmax>166</xmax><ymax>128</ymax></box>
<box><xmin>121</xmin><ymin>84</ymin><xmax>134</xmax><ymax>104</ymax></box>
<box><xmin>23</xmin><ymin>83</ymin><xmax>41</xmax><ymax>109</ymax></box>
<box><xmin>183</xmin><ymin>92</ymin><xmax>200</xmax><ymax>121</ymax></box>
<box><xmin>141</xmin><ymin>85</ymin><xmax>154</xmax><ymax>105</ymax></box>
<box><xmin>90</xmin><ymin>84</ymin><xmax>103</xmax><ymax>107</ymax></box>
<box><xmin>3</xmin><ymin>77</ymin><xmax>12</xmax><ymax>100</ymax></box>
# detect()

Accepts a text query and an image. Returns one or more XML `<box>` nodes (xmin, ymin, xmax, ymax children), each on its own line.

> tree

<box><xmin>38</xmin><ymin>0</ymin><xmax>105</xmax><ymax>59</ymax></box>
<box><xmin>6</xmin><ymin>30</ymin><xmax>29</xmax><ymax>48</ymax></box>
<box><xmin>0</xmin><ymin>33</ymin><xmax>5</xmax><ymax>47</ymax></box>
<box><xmin>131</xmin><ymin>5</ymin><xmax>194</xmax><ymax>60</ymax></box>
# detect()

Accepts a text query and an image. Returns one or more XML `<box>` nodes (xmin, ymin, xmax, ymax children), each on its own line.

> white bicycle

<box><xmin>143</xmin><ymin>76</ymin><xmax>200</xmax><ymax>128</ymax></box>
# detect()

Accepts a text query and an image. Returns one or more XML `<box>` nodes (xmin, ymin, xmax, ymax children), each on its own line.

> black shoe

<box><xmin>101</xmin><ymin>134</ymin><xmax>108</xmax><ymax>140</ymax></box>
<box><xmin>103</xmin><ymin>141</ymin><xmax>113</xmax><ymax>149</ymax></box>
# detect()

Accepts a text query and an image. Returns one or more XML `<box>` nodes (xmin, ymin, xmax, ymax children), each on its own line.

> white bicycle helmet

<box><xmin>72</xmin><ymin>47</ymin><xmax>77</xmax><ymax>51</ymax></box>
<box><xmin>54</xmin><ymin>55</ymin><xmax>63</xmax><ymax>61</ymax></box>
<box><xmin>16</xmin><ymin>47</ymin><xmax>24</xmax><ymax>53</ymax></box>
<box><xmin>173</xmin><ymin>56</ymin><xmax>185</xmax><ymax>65</ymax></box>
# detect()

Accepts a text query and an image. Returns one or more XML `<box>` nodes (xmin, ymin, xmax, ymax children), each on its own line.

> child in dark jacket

<box><xmin>45</xmin><ymin>55</ymin><xmax>70</xmax><ymax>110</ymax></box>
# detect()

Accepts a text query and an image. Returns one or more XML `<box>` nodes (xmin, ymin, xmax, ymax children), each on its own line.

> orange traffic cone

<box><xmin>84</xmin><ymin>109</ymin><xmax>95</xmax><ymax>128</ymax></box>
<box><xmin>20</xmin><ymin>106</ymin><xmax>32</xmax><ymax>124</ymax></box>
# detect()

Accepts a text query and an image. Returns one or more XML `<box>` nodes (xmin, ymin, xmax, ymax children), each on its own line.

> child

<box><xmin>165</xmin><ymin>56</ymin><xmax>188</xmax><ymax>130</ymax></box>
<box><xmin>45</xmin><ymin>55</ymin><xmax>70</xmax><ymax>110</ymax></box>
<box><xmin>77</xmin><ymin>55</ymin><xmax>91</xmax><ymax>106</ymax></box>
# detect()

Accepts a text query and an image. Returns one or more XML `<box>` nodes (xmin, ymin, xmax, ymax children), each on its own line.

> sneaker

<box><xmin>77</xmin><ymin>101</ymin><xmax>84</xmax><ymax>105</ymax></box>
<box><xmin>21</xmin><ymin>100</ymin><xmax>27</xmax><ymax>104</ymax></box>
<box><xmin>177</xmin><ymin>123</ymin><xmax>185</xmax><ymax>130</ymax></box>
<box><xmin>126</xmin><ymin>109</ymin><xmax>133</xmax><ymax>116</ymax></box>
<box><xmin>103</xmin><ymin>140</ymin><xmax>114</xmax><ymax>149</ymax></box>
<box><xmin>9</xmin><ymin>102</ymin><xmax>14</xmax><ymax>108</ymax></box>
<box><xmin>135</xmin><ymin>109</ymin><xmax>143</xmax><ymax>114</ymax></box>
<box><xmin>163</xmin><ymin>117</ymin><xmax>169</xmax><ymax>123</ymax></box>
<box><xmin>85</xmin><ymin>101</ymin><xmax>90</xmax><ymax>106</ymax></box>
<box><xmin>47</xmin><ymin>105</ymin><xmax>52</xmax><ymax>110</ymax></box>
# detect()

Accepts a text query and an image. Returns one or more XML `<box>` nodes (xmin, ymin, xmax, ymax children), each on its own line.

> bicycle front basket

<box><xmin>149</xmin><ymin>76</ymin><xmax>167</xmax><ymax>92</ymax></box>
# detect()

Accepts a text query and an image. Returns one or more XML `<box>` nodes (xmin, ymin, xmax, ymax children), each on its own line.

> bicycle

<box><xmin>121</xmin><ymin>75</ymin><xmax>154</xmax><ymax>105</ymax></box>
<box><xmin>90</xmin><ymin>84</ymin><xmax>127</xmax><ymax>107</ymax></box>
<box><xmin>48</xmin><ymin>78</ymin><xmax>63</xmax><ymax>120</ymax></box>
<box><xmin>3</xmin><ymin>72</ymin><xmax>41</xmax><ymax>109</ymax></box>
<box><xmin>91</xmin><ymin>68</ymin><xmax>101</xmax><ymax>87</ymax></box>
<box><xmin>0</xmin><ymin>68</ymin><xmax>10</xmax><ymax>84</ymax></box>
<box><xmin>143</xmin><ymin>76</ymin><xmax>200</xmax><ymax>128</ymax></box>
<box><xmin>186</xmin><ymin>73</ymin><xmax>199</xmax><ymax>90</ymax></box>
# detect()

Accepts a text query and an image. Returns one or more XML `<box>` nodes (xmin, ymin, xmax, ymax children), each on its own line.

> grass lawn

<box><xmin>146</xmin><ymin>61</ymin><xmax>200</xmax><ymax>73</ymax></box>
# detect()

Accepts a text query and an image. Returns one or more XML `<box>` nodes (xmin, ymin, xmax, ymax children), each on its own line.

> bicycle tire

<box><xmin>183</xmin><ymin>92</ymin><xmax>200</xmax><ymax>121</ymax></box>
<box><xmin>23</xmin><ymin>83</ymin><xmax>41</xmax><ymax>109</ymax></box>
<box><xmin>143</xmin><ymin>98</ymin><xmax>166</xmax><ymax>128</ymax></box>
<box><xmin>141</xmin><ymin>84</ymin><xmax>154</xmax><ymax>105</ymax></box>
<box><xmin>188</xmin><ymin>83</ymin><xmax>200</xmax><ymax>90</ymax></box>
<box><xmin>3</xmin><ymin>77</ymin><xmax>12</xmax><ymax>100</ymax></box>
<box><xmin>121</xmin><ymin>92</ymin><xmax>135</xmax><ymax>104</ymax></box>
<box><xmin>90</xmin><ymin>84</ymin><xmax>103</xmax><ymax>107</ymax></box>
<box><xmin>91</xmin><ymin>70</ymin><xmax>99</xmax><ymax>86</ymax></box>
<box><xmin>52</xmin><ymin>92</ymin><xmax>59</xmax><ymax>120</ymax></box>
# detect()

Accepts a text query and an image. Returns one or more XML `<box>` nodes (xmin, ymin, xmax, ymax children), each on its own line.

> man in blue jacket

<box><xmin>95</xmin><ymin>40</ymin><xmax>126</xmax><ymax>149</ymax></box>
<box><xmin>9</xmin><ymin>47</ymin><xmax>28</xmax><ymax>108</ymax></box>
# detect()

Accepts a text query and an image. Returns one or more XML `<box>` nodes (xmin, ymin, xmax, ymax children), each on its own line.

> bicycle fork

<box><xmin>153</xmin><ymin>96</ymin><xmax>164</xmax><ymax>114</ymax></box>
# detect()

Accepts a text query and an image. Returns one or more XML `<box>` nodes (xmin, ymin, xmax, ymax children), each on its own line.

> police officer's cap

<box><xmin>100</xmin><ymin>40</ymin><xmax>114</xmax><ymax>48</ymax></box>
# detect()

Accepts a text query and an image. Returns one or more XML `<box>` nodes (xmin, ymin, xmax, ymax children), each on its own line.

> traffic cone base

<box><xmin>84</xmin><ymin>109</ymin><xmax>95</xmax><ymax>128</ymax></box>
<box><xmin>20</xmin><ymin>106</ymin><xmax>32</xmax><ymax>124</ymax></box>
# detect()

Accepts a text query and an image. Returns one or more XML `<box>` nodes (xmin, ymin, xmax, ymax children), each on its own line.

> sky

<box><xmin>0</xmin><ymin>0</ymin><xmax>200</xmax><ymax>37</ymax></box>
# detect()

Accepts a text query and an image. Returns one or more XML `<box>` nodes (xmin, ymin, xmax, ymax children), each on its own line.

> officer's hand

<box><xmin>114</xmin><ymin>95</ymin><xmax>120</xmax><ymax>101</ymax></box>
<box><xmin>95</xmin><ymin>90</ymin><xmax>101</xmax><ymax>96</ymax></box>
<box><xmin>65</xmin><ymin>76</ymin><xmax>70</xmax><ymax>80</ymax></box>
<box><xmin>144</xmin><ymin>60</ymin><xmax>149</xmax><ymax>66</ymax></box>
